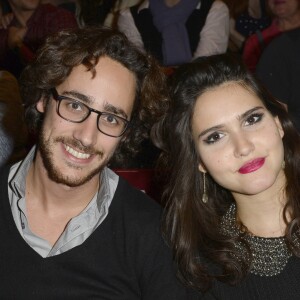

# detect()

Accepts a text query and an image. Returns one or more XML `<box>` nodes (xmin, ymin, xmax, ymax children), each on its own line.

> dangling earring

<box><xmin>282</xmin><ymin>160</ymin><xmax>286</xmax><ymax>169</ymax></box>
<box><xmin>202</xmin><ymin>172</ymin><xmax>208</xmax><ymax>203</ymax></box>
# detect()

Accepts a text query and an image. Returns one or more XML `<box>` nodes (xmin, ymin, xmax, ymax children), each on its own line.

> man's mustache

<box><xmin>54</xmin><ymin>136</ymin><xmax>103</xmax><ymax>157</ymax></box>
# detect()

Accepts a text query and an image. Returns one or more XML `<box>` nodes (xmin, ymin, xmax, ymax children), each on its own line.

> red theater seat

<box><xmin>114</xmin><ymin>169</ymin><xmax>160</xmax><ymax>202</ymax></box>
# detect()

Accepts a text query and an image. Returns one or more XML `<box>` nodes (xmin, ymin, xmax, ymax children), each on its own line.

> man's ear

<box><xmin>36</xmin><ymin>98</ymin><xmax>46</xmax><ymax>113</ymax></box>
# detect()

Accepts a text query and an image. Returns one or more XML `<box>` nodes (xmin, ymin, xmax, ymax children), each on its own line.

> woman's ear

<box><xmin>198</xmin><ymin>162</ymin><xmax>206</xmax><ymax>173</ymax></box>
<box><xmin>274</xmin><ymin>116</ymin><xmax>284</xmax><ymax>139</ymax></box>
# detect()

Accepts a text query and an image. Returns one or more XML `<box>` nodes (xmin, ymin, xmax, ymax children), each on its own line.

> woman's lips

<box><xmin>238</xmin><ymin>158</ymin><xmax>265</xmax><ymax>174</ymax></box>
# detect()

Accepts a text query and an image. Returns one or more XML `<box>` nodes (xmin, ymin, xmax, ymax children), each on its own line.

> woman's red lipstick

<box><xmin>238</xmin><ymin>158</ymin><xmax>265</xmax><ymax>174</ymax></box>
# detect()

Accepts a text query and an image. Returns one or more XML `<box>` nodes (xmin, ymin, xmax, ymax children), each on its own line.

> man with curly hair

<box><xmin>0</xmin><ymin>27</ymin><xmax>190</xmax><ymax>299</ymax></box>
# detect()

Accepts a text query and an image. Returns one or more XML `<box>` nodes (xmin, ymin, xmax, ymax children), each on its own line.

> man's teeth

<box><xmin>65</xmin><ymin>145</ymin><xmax>91</xmax><ymax>159</ymax></box>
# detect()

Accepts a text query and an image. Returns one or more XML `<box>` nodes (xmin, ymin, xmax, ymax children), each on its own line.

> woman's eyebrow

<box><xmin>237</xmin><ymin>106</ymin><xmax>264</xmax><ymax>121</ymax></box>
<box><xmin>198</xmin><ymin>124</ymin><xmax>224</xmax><ymax>139</ymax></box>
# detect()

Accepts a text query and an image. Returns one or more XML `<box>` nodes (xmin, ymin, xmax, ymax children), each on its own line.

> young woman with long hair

<box><xmin>153</xmin><ymin>53</ymin><xmax>300</xmax><ymax>298</ymax></box>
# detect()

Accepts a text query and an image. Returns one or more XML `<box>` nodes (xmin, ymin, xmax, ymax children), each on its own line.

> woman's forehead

<box><xmin>192</xmin><ymin>83</ymin><xmax>265</xmax><ymax>127</ymax></box>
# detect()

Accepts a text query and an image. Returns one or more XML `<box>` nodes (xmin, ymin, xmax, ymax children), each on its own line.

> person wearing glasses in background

<box><xmin>0</xmin><ymin>27</ymin><xmax>192</xmax><ymax>299</ymax></box>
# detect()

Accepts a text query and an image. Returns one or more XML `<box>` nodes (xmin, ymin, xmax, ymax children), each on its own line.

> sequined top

<box><xmin>201</xmin><ymin>204</ymin><xmax>300</xmax><ymax>299</ymax></box>
<box><xmin>220</xmin><ymin>203</ymin><xmax>300</xmax><ymax>277</ymax></box>
<box><xmin>209</xmin><ymin>255</ymin><xmax>300</xmax><ymax>299</ymax></box>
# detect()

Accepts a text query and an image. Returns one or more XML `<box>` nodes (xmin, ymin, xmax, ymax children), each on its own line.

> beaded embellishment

<box><xmin>220</xmin><ymin>204</ymin><xmax>299</xmax><ymax>277</ymax></box>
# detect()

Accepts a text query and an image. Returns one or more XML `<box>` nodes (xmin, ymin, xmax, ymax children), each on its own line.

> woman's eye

<box><xmin>204</xmin><ymin>132</ymin><xmax>224</xmax><ymax>144</ymax></box>
<box><xmin>245</xmin><ymin>113</ymin><xmax>263</xmax><ymax>126</ymax></box>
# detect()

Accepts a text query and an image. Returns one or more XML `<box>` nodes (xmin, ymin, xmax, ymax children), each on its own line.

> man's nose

<box><xmin>72</xmin><ymin>114</ymin><xmax>99</xmax><ymax>147</ymax></box>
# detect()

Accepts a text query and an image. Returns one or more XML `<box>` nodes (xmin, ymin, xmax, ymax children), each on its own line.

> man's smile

<box><xmin>64</xmin><ymin>144</ymin><xmax>91</xmax><ymax>160</ymax></box>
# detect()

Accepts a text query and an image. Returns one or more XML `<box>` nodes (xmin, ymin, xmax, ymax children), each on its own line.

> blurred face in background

<box><xmin>8</xmin><ymin>0</ymin><xmax>40</xmax><ymax>12</ymax></box>
<box><xmin>267</xmin><ymin>0</ymin><xmax>300</xmax><ymax>19</ymax></box>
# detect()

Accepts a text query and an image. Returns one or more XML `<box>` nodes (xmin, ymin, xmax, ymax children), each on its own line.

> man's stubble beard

<box><xmin>38</xmin><ymin>129</ymin><xmax>109</xmax><ymax>188</ymax></box>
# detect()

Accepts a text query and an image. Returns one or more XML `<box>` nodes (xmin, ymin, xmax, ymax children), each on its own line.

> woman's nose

<box><xmin>233</xmin><ymin>133</ymin><xmax>255</xmax><ymax>158</ymax></box>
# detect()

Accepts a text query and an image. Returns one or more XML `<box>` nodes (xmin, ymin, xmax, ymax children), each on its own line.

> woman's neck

<box><xmin>236</xmin><ymin>198</ymin><xmax>287</xmax><ymax>237</ymax></box>
<box><xmin>233</xmin><ymin>171</ymin><xmax>288</xmax><ymax>237</ymax></box>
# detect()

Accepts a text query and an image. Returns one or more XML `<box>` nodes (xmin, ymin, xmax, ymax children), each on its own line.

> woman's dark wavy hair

<box><xmin>20</xmin><ymin>26</ymin><xmax>167</xmax><ymax>161</ymax></box>
<box><xmin>152</xmin><ymin>54</ymin><xmax>300</xmax><ymax>291</ymax></box>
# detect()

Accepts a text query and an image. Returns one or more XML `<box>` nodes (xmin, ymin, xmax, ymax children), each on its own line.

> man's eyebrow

<box><xmin>62</xmin><ymin>91</ymin><xmax>94</xmax><ymax>105</ymax></box>
<box><xmin>103</xmin><ymin>102</ymin><xmax>128</xmax><ymax>120</ymax></box>
<box><xmin>61</xmin><ymin>90</ymin><xmax>129</xmax><ymax>119</ymax></box>
<box><xmin>197</xmin><ymin>106</ymin><xmax>265</xmax><ymax>139</ymax></box>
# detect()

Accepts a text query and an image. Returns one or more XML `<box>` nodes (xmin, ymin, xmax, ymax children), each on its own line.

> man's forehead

<box><xmin>55</xmin><ymin>57</ymin><xmax>137</xmax><ymax>116</ymax></box>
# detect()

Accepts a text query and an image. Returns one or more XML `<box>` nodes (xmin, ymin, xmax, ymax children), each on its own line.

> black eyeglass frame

<box><xmin>50</xmin><ymin>88</ymin><xmax>131</xmax><ymax>138</ymax></box>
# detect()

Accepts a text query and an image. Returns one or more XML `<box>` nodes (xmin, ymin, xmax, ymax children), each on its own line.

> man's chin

<box><xmin>38</xmin><ymin>131</ymin><xmax>111</xmax><ymax>187</ymax></box>
<box><xmin>47</xmin><ymin>167</ymin><xmax>103</xmax><ymax>188</ymax></box>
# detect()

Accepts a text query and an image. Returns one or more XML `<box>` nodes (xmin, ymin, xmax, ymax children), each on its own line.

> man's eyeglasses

<box><xmin>51</xmin><ymin>88</ymin><xmax>130</xmax><ymax>138</ymax></box>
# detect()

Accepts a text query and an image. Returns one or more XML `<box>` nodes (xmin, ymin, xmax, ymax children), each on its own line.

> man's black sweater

<box><xmin>0</xmin><ymin>166</ymin><xmax>188</xmax><ymax>299</ymax></box>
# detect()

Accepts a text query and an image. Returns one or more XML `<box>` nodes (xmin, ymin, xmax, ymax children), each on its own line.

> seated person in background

<box><xmin>257</xmin><ymin>27</ymin><xmax>300</xmax><ymax>132</ymax></box>
<box><xmin>118</xmin><ymin>0</ymin><xmax>229</xmax><ymax>66</ymax></box>
<box><xmin>242</xmin><ymin>0</ymin><xmax>300</xmax><ymax>72</ymax></box>
<box><xmin>0</xmin><ymin>0</ymin><xmax>77</xmax><ymax>77</ymax></box>
<box><xmin>73</xmin><ymin>0</ymin><xmax>117</xmax><ymax>28</ymax></box>
<box><xmin>0</xmin><ymin>27</ymin><xmax>192</xmax><ymax>299</ymax></box>
<box><xmin>0</xmin><ymin>70</ymin><xmax>27</xmax><ymax>167</ymax></box>
<box><xmin>223</xmin><ymin>0</ymin><xmax>271</xmax><ymax>52</ymax></box>
<box><xmin>43</xmin><ymin>0</ymin><xmax>117</xmax><ymax>28</ymax></box>
<box><xmin>42</xmin><ymin>0</ymin><xmax>132</xmax><ymax>28</ymax></box>
<box><xmin>107</xmin><ymin>0</ymin><xmax>141</xmax><ymax>27</ymax></box>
